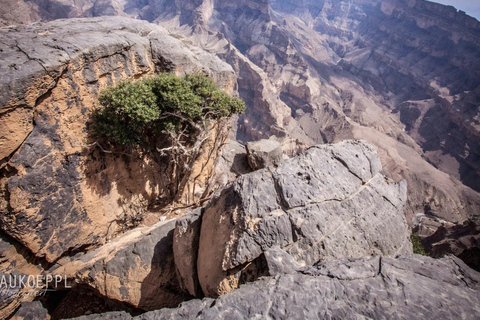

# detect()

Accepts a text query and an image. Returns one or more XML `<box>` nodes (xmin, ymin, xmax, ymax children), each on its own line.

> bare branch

<box><xmin>71</xmin><ymin>141</ymin><xmax>134</xmax><ymax>157</ymax></box>
<box><xmin>158</xmin><ymin>111</ymin><xmax>202</xmax><ymax>131</ymax></box>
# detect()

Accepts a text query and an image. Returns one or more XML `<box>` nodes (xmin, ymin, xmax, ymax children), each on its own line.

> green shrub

<box><xmin>92</xmin><ymin>73</ymin><xmax>245</xmax><ymax>147</ymax></box>
<box><xmin>411</xmin><ymin>231</ymin><xmax>428</xmax><ymax>256</ymax></box>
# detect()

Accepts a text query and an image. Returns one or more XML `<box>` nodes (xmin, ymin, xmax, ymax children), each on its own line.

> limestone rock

<box><xmin>0</xmin><ymin>17</ymin><xmax>236</xmax><ymax>263</ymax></box>
<box><xmin>2</xmin><ymin>0</ymin><xmax>480</xmax><ymax>255</ymax></box>
<box><xmin>245</xmin><ymin>139</ymin><xmax>283</xmax><ymax>170</ymax></box>
<box><xmin>172</xmin><ymin>208</ymin><xmax>204</xmax><ymax>297</ymax></box>
<box><xmin>51</xmin><ymin>220</ymin><xmax>188</xmax><ymax>311</ymax></box>
<box><xmin>80</xmin><ymin>254</ymin><xmax>480</xmax><ymax>320</ymax></box>
<box><xmin>10</xmin><ymin>301</ymin><xmax>50</xmax><ymax>320</ymax></box>
<box><xmin>197</xmin><ymin>140</ymin><xmax>411</xmax><ymax>297</ymax></box>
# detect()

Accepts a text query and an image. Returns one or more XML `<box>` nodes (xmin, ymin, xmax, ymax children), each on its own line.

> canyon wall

<box><xmin>7</xmin><ymin>0</ymin><xmax>479</xmax><ymax>233</ymax></box>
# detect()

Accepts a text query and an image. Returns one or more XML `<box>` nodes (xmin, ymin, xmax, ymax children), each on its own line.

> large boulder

<box><xmin>195</xmin><ymin>140</ymin><xmax>411</xmax><ymax>297</ymax></box>
<box><xmin>0</xmin><ymin>17</ymin><xmax>236</xmax><ymax>263</ymax></box>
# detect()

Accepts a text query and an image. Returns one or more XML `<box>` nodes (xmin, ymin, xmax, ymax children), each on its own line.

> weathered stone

<box><xmin>172</xmin><ymin>208</ymin><xmax>204</xmax><ymax>298</ymax></box>
<box><xmin>10</xmin><ymin>301</ymin><xmax>50</xmax><ymax>320</ymax></box>
<box><xmin>245</xmin><ymin>139</ymin><xmax>283</xmax><ymax>170</ymax></box>
<box><xmin>197</xmin><ymin>140</ymin><xmax>411</xmax><ymax>297</ymax></box>
<box><xmin>72</xmin><ymin>311</ymin><xmax>131</xmax><ymax>320</ymax></box>
<box><xmin>106</xmin><ymin>254</ymin><xmax>480</xmax><ymax>320</ymax></box>
<box><xmin>0</xmin><ymin>17</ymin><xmax>236</xmax><ymax>263</ymax></box>
<box><xmin>263</xmin><ymin>246</ymin><xmax>300</xmax><ymax>276</ymax></box>
<box><xmin>51</xmin><ymin>220</ymin><xmax>188</xmax><ymax>311</ymax></box>
<box><xmin>2</xmin><ymin>0</ymin><xmax>480</xmax><ymax>266</ymax></box>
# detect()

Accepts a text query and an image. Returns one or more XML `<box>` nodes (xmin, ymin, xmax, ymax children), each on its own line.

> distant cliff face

<box><xmin>2</xmin><ymin>5</ymin><xmax>480</xmax><ymax>318</ymax></box>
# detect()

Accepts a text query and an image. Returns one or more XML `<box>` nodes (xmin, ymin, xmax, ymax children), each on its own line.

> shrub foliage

<box><xmin>92</xmin><ymin>73</ymin><xmax>245</xmax><ymax>202</ymax></box>
<box><xmin>410</xmin><ymin>231</ymin><xmax>428</xmax><ymax>256</ymax></box>
<box><xmin>93</xmin><ymin>73</ymin><xmax>245</xmax><ymax>147</ymax></box>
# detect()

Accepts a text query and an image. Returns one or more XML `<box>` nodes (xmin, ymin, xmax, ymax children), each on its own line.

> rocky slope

<box><xmin>4</xmin><ymin>137</ymin><xmax>419</xmax><ymax>319</ymax></box>
<box><xmin>195</xmin><ymin>140</ymin><xmax>410</xmax><ymax>297</ymax></box>
<box><xmin>152</xmin><ymin>0</ymin><xmax>480</xmax><ymax>236</ymax></box>
<box><xmin>3</xmin><ymin>0</ymin><xmax>479</xmax><ymax>261</ymax></box>
<box><xmin>0</xmin><ymin>16</ymin><xmax>242</xmax><ymax>318</ymax></box>
<box><xmin>71</xmin><ymin>254</ymin><xmax>480</xmax><ymax>320</ymax></box>
<box><xmin>1</xmin><ymin>1</ymin><xmax>480</xmax><ymax>319</ymax></box>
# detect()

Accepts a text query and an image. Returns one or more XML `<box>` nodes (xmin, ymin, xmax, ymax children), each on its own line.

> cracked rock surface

<box><xmin>0</xmin><ymin>16</ymin><xmax>236</xmax><ymax>264</ymax></box>
<box><xmin>72</xmin><ymin>254</ymin><xmax>480</xmax><ymax>320</ymax></box>
<box><xmin>195</xmin><ymin>140</ymin><xmax>411</xmax><ymax>297</ymax></box>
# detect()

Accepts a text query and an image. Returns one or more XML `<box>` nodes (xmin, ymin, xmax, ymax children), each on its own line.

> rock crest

<box><xmin>245</xmin><ymin>139</ymin><xmax>283</xmax><ymax>170</ymax></box>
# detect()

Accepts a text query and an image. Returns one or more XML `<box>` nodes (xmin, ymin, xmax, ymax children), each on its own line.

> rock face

<box><xmin>172</xmin><ymin>208</ymin><xmax>203</xmax><ymax>298</ymax></box>
<box><xmin>0</xmin><ymin>17</ymin><xmax>236</xmax><ymax>263</ymax></box>
<box><xmin>194</xmin><ymin>140</ymin><xmax>410</xmax><ymax>297</ymax></box>
<box><xmin>71</xmin><ymin>254</ymin><xmax>480</xmax><ymax>320</ymax></box>
<box><xmin>10</xmin><ymin>301</ymin><xmax>50</xmax><ymax>320</ymax></box>
<box><xmin>50</xmin><ymin>220</ymin><xmax>188</xmax><ymax>312</ymax></box>
<box><xmin>245</xmin><ymin>139</ymin><xmax>283</xmax><ymax>170</ymax></box>
<box><xmin>6</xmin><ymin>0</ymin><xmax>479</xmax><ymax>263</ymax></box>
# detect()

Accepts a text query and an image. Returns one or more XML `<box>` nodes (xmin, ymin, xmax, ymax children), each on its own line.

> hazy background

<box><xmin>432</xmin><ymin>0</ymin><xmax>480</xmax><ymax>20</ymax></box>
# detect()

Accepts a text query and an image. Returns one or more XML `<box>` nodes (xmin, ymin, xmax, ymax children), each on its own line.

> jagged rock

<box><xmin>2</xmin><ymin>0</ymin><xmax>480</xmax><ymax>265</ymax></box>
<box><xmin>245</xmin><ymin>139</ymin><xmax>283</xmax><ymax>170</ymax></box>
<box><xmin>263</xmin><ymin>246</ymin><xmax>300</xmax><ymax>276</ymax></box>
<box><xmin>197</xmin><ymin>140</ymin><xmax>411</xmax><ymax>297</ymax></box>
<box><xmin>0</xmin><ymin>235</ymin><xmax>43</xmax><ymax>319</ymax></box>
<box><xmin>51</xmin><ymin>220</ymin><xmax>188</xmax><ymax>311</ymax></box>
<box><xmin>172</xmin><ymin>208</ymin><xmax>204</xmax><ymax>297</ymax></box>
<box><xmin>0</xmin><ymin>17</ymin><xmax>236</xmax><ymax>263</ymax></box>
<box><xmin>415</xmin><ymin>216</ymin><xmax>480</xmax><ymax>271</ymax></box>
<box><xmin>74</xmin><ymin>254</ymin><xmax>480</xmax><ymax>320</ymax></box>
<box><xmin>10</xmin><ymin>301</ymin><xmax>50</xmax><ymax>320</ymax></box>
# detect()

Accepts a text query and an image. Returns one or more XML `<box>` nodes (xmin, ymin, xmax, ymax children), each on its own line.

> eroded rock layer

<box><xmin>0</xmin><ymin>17</ymin><xmax>236</xmax><ymax>263</ymax></box>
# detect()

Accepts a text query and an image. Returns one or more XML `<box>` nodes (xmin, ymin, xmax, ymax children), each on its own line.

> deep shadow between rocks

<box><xmin>231</xmin><ymin>153</ymin><xmax>253</xmax><ymax>175</ymax></box>
<box><xmin>138</xmin><ymin>228</ymin><xmax>191</xmax><ymax>311</ymax></box>
<box><xmin>38</xmin><ymin>284</ymin><xmax>144</xmax><ymax>320</ymax></box>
